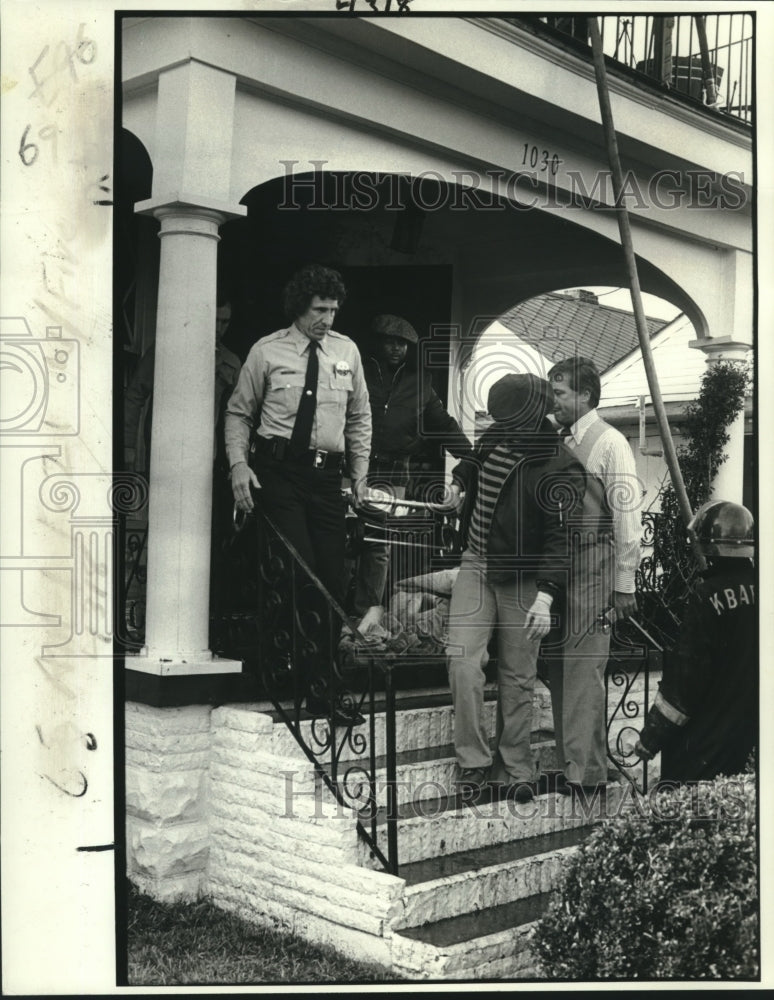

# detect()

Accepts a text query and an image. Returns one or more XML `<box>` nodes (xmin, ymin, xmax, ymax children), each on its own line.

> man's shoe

<box><xmin>304</xmin><ymin>695</ymin><xmax>365</xmax><ymax>727</ymax></box>
<box><xmin>455</xmin><ymin>767</ymin><xmax>489</xmax><ymax>803</ymax></box>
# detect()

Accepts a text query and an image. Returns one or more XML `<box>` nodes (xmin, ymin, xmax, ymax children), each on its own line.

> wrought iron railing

<box><xmin>515</xmin><ymin>14</ymin><xmax>753</xmax><ymax>125</ymax></box>
<box><xmin>223</xmin><ymin>497</ymin><xmax>401</xmax><ymax>875</ymax></box>
<box><xmin>605</xmin><ymin>510</ymin><xmax>697</xmax><ymax>792</ymax></box>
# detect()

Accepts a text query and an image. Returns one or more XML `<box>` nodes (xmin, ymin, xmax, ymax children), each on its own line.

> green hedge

<box><xmin>532</xmin><ymin>776</ymin><xmax>758</xmax><ymax>980</ymax></box>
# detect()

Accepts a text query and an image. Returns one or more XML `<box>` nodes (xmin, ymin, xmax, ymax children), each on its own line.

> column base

<box><xmin>125</xmin><ymin>659</ymin><xmax>251</xmax><ymax>709</ymax></box>
<box><xmin>130</xmin><ymin>653</ymin><xmax>242</xmax><ymax>677</ymax></box>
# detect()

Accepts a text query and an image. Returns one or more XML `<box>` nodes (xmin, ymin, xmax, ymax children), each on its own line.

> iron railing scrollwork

<box><xmin>231</xmin><ymin>497</ymin><xmax>401</xmax><ymax>875</ymax></box>
<box><xmin>605</xmin><ymin>510</ymin><xmax>697</xmax><ymax>793</ymax></box>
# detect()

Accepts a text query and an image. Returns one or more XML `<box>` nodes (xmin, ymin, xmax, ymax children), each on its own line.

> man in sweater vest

<box><xmin>544</xmin><ymin>356</ymin><xmax>643</xmax><ymax>797</ymax></box>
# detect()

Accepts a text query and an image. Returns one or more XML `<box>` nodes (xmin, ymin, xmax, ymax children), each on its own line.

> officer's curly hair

<box><xmin>547</xmin><ymin>355</ymin><xmax>601</xmax><ymax>408</ymax></box>
<box><xmin>283</xmin><ymin>264</ymin><xmax>347</xmax><ymax>322</ymax></box>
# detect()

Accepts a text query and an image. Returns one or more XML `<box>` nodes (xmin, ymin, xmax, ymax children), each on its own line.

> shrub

<box><xmin>532</xmin><ymin>776</ymin><xmax>758</xmax><ymax>980</ymax></box>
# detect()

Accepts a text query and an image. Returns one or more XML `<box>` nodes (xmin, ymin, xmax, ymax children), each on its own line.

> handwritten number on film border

<box><xmin>19</xmin><ymin>124</ymin><xmax>60</xmax><ymax>167</ymax></box>
<box><xmin>28</xmin><ymin>22</ymin><xmax>97</xmax><ymax>106</ymax></box>
<box><xmin>335</xmin><ymin>0</ymin><xmax>412</xmax><ymax>11</ymax></box>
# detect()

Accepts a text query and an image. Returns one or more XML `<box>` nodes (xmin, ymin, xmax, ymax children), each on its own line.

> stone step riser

<box><xmin>271</xmin><ymin>698</ymin><xmax>555</xmax><ymax>763</ymax></box>
<box><xmin>336</xmin><ymin>742</ymin><xmax>560</xmax><ymax>810</ymax></box>
<box><xmin>395</xmin><ymin>844</ymin><xmax>576</xmax><ymax>929</ymax></box>
<box><xmin>267</xmin><ymin>677</ymin><xmax>656</xmax><ymax>766</ymax></box>
<box><xmin>391</xmin><ymin>918</ymin><xmax>539</xmax><ymax>981</ymax></box>
<box><xmin>363</xmin><ymin>787</ymin><xmax>624</xmax><ymax>865</ymax></box>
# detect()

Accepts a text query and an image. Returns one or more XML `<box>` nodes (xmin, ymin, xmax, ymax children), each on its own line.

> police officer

<box><xmin>225</xmin><ymin>265</ymin><xmax>371</xmax><ymax>722</ymax></box>
<box><xmin>634</xmin><ymin>500</ymin><xmax>757</xmax><ymax>782</ymax></box>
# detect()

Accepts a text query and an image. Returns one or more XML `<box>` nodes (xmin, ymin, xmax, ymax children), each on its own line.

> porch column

<box><xmin>133</xmin><ymin>197</ymin><xmax>245</xmax><ymax>674</ymax></box>
<box><xmin>689</xmin><ymin>337</ymin><xmax>751</xmax><ymax>505</ymax></box>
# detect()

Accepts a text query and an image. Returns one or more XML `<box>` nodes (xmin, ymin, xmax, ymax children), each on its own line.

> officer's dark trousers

<box><xmin>255</xmin><ymin>455</ymin><xmax>346</xmax><ymax>702</ymax></box>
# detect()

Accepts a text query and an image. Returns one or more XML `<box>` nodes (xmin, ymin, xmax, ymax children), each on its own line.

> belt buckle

<box><xmin>313</xmin><ymin>448</ymin><xmax>328</xmax><ymax>468</ymax></box>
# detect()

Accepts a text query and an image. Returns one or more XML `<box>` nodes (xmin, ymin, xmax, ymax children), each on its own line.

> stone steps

<box><xmin>364</xmin><ymin>782</ymin><xmax>624</xmax><ymax>866</ymax></box>
<box><xmin>391</xmin><ymin>891</ymin><xmax>552</xmax><ymax>980</ymax></box>
<box><xmin>258</xmin><ymin>669</ymin><xmax>656</xmax><ymax>766</ymax></box>
<box><xmin>394</xmin><ymin>825</ymin><xmax>589</xmax><ymax>929</ymax></box>
<box><xmin>201</xmin><ymin>671</ymin><xmax>654</xmax><ymax>980</ymax></box>
<box><xmin>319</xmin><ymin>734</ymin><xmax>560</xmax><ymax>810</ymax></box>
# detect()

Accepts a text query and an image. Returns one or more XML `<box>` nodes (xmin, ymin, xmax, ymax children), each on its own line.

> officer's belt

<box><xmin>252</xmin><ymin>434</ymin><xmax>344</xmax><ymax>471</ymax></box>
<box><xmin>370</xmin><ymin>454</ymin><xmax>409</xmax><ymax>469</ymax></box>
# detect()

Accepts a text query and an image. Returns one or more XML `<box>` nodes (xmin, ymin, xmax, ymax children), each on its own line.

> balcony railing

<box><xmin>514</xmin><ymin>14</ymin><xmax>753</xmax><ymax>125</ymax></box>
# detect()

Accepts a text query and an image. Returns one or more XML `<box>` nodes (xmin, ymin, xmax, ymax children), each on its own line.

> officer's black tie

<box><xmin>289</xmin><ymin>340</ymin><xmax>319</xmax><ymax>456</ymax></box>
<box><xmin>558</xmin><ymin>425</ymin><xmax>572</xmax><ymax>439</ymax></box>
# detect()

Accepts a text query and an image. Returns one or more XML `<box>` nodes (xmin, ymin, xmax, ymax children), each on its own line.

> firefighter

<box><xmin>634</xmin><ymin>500</ymin><xmax>757</xmax><ymax>782</ymax></box>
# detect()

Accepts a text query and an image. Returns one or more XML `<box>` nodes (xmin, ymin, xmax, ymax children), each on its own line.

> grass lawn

<box><xmin>126</xmin><ymin>883</ymin><xmax>403</xmax><ymax>986</ymax></box>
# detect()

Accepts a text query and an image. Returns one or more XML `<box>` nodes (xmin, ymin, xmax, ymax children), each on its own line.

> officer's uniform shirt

<box><xmin>225</xmin><ymin>324</ymin><xmax>371</xmax><ymax>482</ymax></box>
<box><xmin>561</xmin><ymin>408</ymin><xmax>642</xmax><ymax>593</ymax></box>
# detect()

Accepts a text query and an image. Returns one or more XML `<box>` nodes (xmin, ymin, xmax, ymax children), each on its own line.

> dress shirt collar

<box><xmin>564</xmin><ymin>407</ymin><xmax>599</xmax><ymax>445</ymax></box>
<box><xmin>288</xmin><ymin>323</ymin><xmax>330</xmax><ymax>356</ymax></box>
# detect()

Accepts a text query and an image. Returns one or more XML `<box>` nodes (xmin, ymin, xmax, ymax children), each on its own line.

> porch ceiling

<box><xmin>220</xmin><ymin>172</ymin><xmax>698</xmax><ymax>370</ymax></box>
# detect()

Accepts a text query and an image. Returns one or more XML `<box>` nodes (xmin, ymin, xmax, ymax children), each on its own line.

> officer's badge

<box><xmin>334</xmin><ymin>360</ymin><xmax>352</xmax><ymax>377</ymax></box>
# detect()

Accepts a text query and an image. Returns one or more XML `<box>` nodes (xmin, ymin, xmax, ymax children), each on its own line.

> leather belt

<box><xmin>370</xmin><ymin>454</ymin><xmax>409</xmax><ymax>469</ymax></box>
<box><xmin>253</xmin><ymin>435</ymin><xmax>344</xmax><ymax>471</ymax></box>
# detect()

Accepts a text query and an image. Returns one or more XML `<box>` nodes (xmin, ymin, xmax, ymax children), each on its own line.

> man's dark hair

<box><xmin>283</xmin><ymin>264</ymin><xmax>347</xmax><ymax>322</ymax></box>
<box><xmin>548</xmin><ymin>356</ymin><xmax>601</xmax><ymax>408</ymax></box>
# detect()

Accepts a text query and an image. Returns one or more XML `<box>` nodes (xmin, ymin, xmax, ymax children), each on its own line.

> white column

<box><xmin>689</xmin><ymin>337</ymin><xmax>751</xmax><ymax>505</ymax></box>
<box><xmin>133</xmin><ymin>197</ymin><xmax>244</xmax><ymax>675</ymax></box>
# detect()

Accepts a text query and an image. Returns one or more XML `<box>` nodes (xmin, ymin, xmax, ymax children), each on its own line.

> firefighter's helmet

<box><xmin>688</xmin><ymin>500</ymin><xmax>754</xmax><ymax>558</ymax></box>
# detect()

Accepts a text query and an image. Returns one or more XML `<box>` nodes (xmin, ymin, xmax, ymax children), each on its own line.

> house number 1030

<box><xmin>522</xmin><ymin>144</ymin><xmax>561</xmax><ymax>175</ymax></box>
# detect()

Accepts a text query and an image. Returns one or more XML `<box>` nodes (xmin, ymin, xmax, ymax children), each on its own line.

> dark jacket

<box><xmin>452</xmin><ymin>421</ymin><xmax>586</xmax><ymax>595</ymax></box>
<box><xmin>639</xmin><ymin>558</ymin><xmax>757</xmax><ymax>782</ymax></box>
<box><xmin>364</xmin><ymin>357</ymin><xmax>472</xmax><ymax>461</ymax></box>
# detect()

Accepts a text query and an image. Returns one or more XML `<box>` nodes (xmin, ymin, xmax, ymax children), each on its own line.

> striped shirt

<box><xmin>468</xmin><ymin>444</ymin><xmax>517</xmax><ymax>556</ymax></box>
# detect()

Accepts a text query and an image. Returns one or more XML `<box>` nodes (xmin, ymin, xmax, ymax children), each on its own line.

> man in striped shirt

<box><xmin>447</xmin><ymin>373</ymin><xmax>585</xmax><ymax>804</ymax></box>
<box><xmin>545</xmin><ymin>355</ymin><xmax>643</xmax><ymax>796</ymax></box>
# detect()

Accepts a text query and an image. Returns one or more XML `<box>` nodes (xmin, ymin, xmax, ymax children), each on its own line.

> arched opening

<box><xmin>116</xmin><ymin>129</ymin><xmax>156</xmax><ymax>369</ymax></box>
<box><xmin>218</xmin><ymin>170</ymin><xmax>706</xmax><ymax>458</ymax></box>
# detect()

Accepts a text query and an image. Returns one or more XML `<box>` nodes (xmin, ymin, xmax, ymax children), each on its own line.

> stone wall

<box><xmin>125</xmin><ymin>700</ymin><xmax>406</xmax><ymax>966</ymax></box>
<box><xmin>204</xmin><ymin>704</ymin><xmax>405</xmax><ymax>968</ymax></box>
<box><xmin>125</xmin><ymin>702</ymin><xmax>212</xmax><ymax>901</ymax></box>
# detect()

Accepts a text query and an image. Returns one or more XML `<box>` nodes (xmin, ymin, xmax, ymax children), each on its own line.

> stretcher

<box><xmin>344</xmin><ymin>486</ymin><xmax>462</xmax><ymax>559</ymax></box>
<box><xmin>341</xmin><ymin>487</ymin><xmax>463</xmax><ymax>663</ymax></box>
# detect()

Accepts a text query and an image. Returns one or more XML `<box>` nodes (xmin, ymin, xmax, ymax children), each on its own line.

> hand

<box><xmin>231</xmin><ymin>461</ymin><xmax>260</xmax><ymax>513</ymax></box>
<box><xmin>440</xmin><ymin>481</ymin><xmax>463</xmax><ymax>511</ymax></box>
<box><xmin>613</xmin><ymin>591</ymin><xmax>638</xmax><ymax>620</ymax></box>
<box><xmin>526</xmin><ymin>592</ymin><xmax>553</xmax><ymax>641</ymax></box>
<box><xmin>352</xmin><ymin>476</ymin><xmax>369</xmax><ymax>507</ymax></box>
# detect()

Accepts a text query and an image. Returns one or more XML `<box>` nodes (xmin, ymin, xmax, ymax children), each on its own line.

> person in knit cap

<box><xmin>447</xmin><ymin>373</ymin><xmax>585</xmax><ymax>803</ymax></box>
<box><xmin>352</xmin><ymin>313</ymin><xmax>473</xmax><ymax>616</ymax></box>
